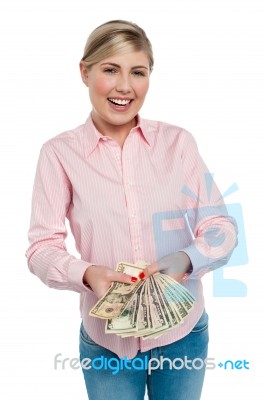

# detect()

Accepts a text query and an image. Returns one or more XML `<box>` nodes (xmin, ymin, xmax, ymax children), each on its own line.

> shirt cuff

<box><xmin>68</xmin><ymin>260</ymin><xmax>95</xmax><ymax>292</ymax></box>
<box><xmin>179</xmin><ymin>244</ymin><xmax>209</xmax><ymax>279</ymax></box>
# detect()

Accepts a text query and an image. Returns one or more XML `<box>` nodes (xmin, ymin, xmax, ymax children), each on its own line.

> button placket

<box><xmin>107</xmin><ymin>142</ymin><xmax>122</xmax><ymax>174</ymax></box>
<box><xmin>122</xmin><ymin>135</ymin><xmax>144</xmax><ymax>262</ymax></box>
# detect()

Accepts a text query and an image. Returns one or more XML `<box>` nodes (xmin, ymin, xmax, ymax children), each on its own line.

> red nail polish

<box><xmin>131</xmin><ymin>276</ymin><xmax>137</xmax><ymax>283</ymax></box>
<box><xmin>138</xmin><ymin>272</ymin><xmax>145</xmax><ymax>280</ymax></box>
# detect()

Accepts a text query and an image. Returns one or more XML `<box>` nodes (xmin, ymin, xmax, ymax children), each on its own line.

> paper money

<box><xmin>89</xmin><ymin>261</ymin><xmax>195</xmax><ymax>339</ymax></box>
<box><xmin>89</xmin><ymin>261</ymin><xmax>147</xmax><ymax>319</ymax></box>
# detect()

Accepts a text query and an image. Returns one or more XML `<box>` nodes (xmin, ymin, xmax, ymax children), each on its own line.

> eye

<box><xmin>132</xmin><ymin>71</ymin><xmax>146</xmax><ymax>77</ymax></box>
<box><xmin>103</xmin><ymin>68</ymin><xmax>117</xmax><ymax>74</ymax></box>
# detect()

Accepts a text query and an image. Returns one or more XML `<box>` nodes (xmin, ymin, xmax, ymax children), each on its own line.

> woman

<box><xmin>26</xmin><ymin>20</ymin><xmax>237</xmax><ymax>400</ymax></box>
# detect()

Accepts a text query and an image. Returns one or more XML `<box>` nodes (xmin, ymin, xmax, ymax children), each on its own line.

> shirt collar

<box><xmin>137</xmin><ymin>115</ymin><xmax>156</xmax><ymax>147</ymax></box>
<box><xmin>83</xmin><ymin>112</ymin><xmax>155</xmax><ymax>158</ymax></box>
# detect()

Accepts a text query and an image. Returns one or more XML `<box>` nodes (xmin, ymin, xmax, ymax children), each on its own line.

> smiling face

<box><xmin>80</xmin><ymin>50</ymin><xmax>150</xmax><ymax>137</ymax></box>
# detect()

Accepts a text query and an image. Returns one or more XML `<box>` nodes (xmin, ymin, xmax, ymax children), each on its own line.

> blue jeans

<box><xmin>79</xmin><ymin>310</ymin><xmax>209</xmax><ymax>400</ymax></box>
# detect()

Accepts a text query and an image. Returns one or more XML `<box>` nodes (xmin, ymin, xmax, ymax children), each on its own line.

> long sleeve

<box><xmin>24</xmin><ymin>115</ymin><xmax>240</xmax><ymax>358</ymax></box>
<box><xmin>25</xmin><ymin>142</ymin><xmax>93</xmax><ymax>293</ymax></box>
<box><xmin>178</xmin><ymin>130</ymin><xmax>238</xmax><ymax>278</ymax></box>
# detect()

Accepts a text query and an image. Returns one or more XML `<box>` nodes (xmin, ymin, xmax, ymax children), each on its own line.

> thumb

<box><xmin>140</xmin><ymin>261</ymin><xmax>159</xmax><ymax>280</ymax></box>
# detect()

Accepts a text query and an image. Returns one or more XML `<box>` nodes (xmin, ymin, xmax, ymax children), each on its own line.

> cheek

<box><xmin>91</xmin><ymin>77</ymin><xmax>113</xmax><ymax>96</ymax></box>
<box><xmin>136</xmin><ymin>80</ymin><xmax>149</xmax><ymax>98</ymax></box>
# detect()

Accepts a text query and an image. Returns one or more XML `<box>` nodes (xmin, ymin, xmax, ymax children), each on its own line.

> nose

<box><xmin>115</xmin><ymin>73</ymin><xmax>132</xmax><ymax>93</ymax></box>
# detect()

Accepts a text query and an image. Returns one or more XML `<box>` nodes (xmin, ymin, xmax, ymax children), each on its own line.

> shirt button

<box><xmin>116</xmin><ymin>154</ymin><xmax>121</xmax><ymax>160</ymax></box>
<box><xmin>134</xmin><ymin>246</ymin><xmax>139</xmax><ymax>251</ymax></box>
<box><xmin>131</xmin><ymin>213</ymin><xmax>136</xmax><ymax>218</ymax></box>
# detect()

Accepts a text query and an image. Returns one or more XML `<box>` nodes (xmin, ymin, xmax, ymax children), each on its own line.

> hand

<box><xmin>140</xmin><ymin>252</ymin><xmax>193</xmax><ymax>283</ymax></box>
<box><xmin>83</xmin><ymin>265</ymin><xmax>137</xmax><ymax>298</ymax></box>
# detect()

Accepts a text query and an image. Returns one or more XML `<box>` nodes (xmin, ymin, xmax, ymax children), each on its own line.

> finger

<box><xmin>111</xmin><ymin>271</ymin><xmax>138</xmax><ymax>284</ymax></box>
<box><xmin>139</xmin><ymin>262</ymin><xmax>159</xmax><ymax>279</ymax></box>
<box><xmin>168</xmin><ymin>273</ymin><xmax>187</xmax><ymax>283</ymax></box>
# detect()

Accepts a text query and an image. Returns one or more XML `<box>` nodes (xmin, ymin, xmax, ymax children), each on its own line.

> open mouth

<box><xmin>108</xmin><ymin>98</ymin><xmax>133</xmax><ymax>107</ymax></box>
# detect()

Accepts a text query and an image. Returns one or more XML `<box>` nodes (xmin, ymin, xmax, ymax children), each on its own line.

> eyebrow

<box><xmin>100</xmin><ymin>62</ymin><xmax>149</xmax><ymax>70</ymax></box>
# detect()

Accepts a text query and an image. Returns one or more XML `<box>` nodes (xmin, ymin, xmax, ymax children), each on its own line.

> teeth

<box><xmin>109</xmin><ymin>98</ymin><xmax>131</xmax><ymax>105</ymax></box>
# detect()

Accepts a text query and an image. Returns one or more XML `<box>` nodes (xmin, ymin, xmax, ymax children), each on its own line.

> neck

<box><xmin>91</xmin><ymin>112</ymin><xmax>137</xmax><ymax>147</ymax></box>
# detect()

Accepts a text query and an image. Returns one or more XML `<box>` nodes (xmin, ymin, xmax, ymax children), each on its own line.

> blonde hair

<box><xmin>81</xmin><ymin>20</ymin><xmax>154</xmax><ymax>72</ymax></box>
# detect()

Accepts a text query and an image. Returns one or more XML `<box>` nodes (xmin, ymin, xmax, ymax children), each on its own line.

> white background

<box><xmin>0</xmin><ymin>0</ymin><xmax>265</xmax><ymax>398</ymax></box>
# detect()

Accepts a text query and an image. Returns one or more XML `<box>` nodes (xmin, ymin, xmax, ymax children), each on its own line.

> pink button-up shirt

<box><xmin>26</xmin><ymin>113</ymin><xmax>237</xmax><ymax>359</ymax></box>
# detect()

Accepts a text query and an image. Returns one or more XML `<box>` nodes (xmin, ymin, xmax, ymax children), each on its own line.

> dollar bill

<box><xmin>119</xmin><ymin>281</ymin><xmax>150</xmax><ymax>338</ymax></box>
<box><xmin>105</xmin><ymin>282</ymin><xmax>144</xmax><ymax>334</ymax></box>
<box><xmin>90</xmin><ymin>261</ymin><xmax>195</xmax><ymax>338</ymax></box>
<box><xmin>158</xmin><ymin>274</ymin><xmax>195</xmax><ymax>313</ymax></box>
<box><xmin>89</xmin><ymin>262</ymin><xmax>145</xmax><ymax>319</ymax></box>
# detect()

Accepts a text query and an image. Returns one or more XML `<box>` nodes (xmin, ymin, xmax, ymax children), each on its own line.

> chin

<box><xmin>106</xmin><ymin>113</ymin><xmax>136</xmax><ymax>125</ymax></box>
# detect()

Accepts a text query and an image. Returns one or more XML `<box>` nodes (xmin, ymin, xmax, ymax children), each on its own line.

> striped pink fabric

<box><xmin>26</xmin><ymin>113</ymin><xmax>237</xmax><ymax>358</ymax></box>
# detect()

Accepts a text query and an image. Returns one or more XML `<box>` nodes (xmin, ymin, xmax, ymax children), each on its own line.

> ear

<box><xmin>79</xmin><ymin>61</ymin><xmax>89</xmax><ymax>87</ymax></box>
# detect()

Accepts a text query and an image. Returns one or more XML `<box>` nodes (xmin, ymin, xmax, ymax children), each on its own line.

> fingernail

<box><xmin>131</xmin><ymin>276</ymin><xmax>138</xmax><ymax>283</ymax></box>
<box><xmin>138</xmin><ymin>272</ymin><xmax>145</xmax><ymax>280</ymax></box>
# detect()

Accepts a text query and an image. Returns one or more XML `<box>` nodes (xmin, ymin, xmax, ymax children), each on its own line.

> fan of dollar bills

<box><xmin>89</xmin><ymin>261</ymin><xmax>195</xmax><ymax>340</ymax></box>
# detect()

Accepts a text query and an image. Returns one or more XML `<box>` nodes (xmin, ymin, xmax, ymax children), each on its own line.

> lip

<box><xmin>107</xmin><ymin>98</ymin><xmax>134</xmax><ymax>112</ymax></box>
